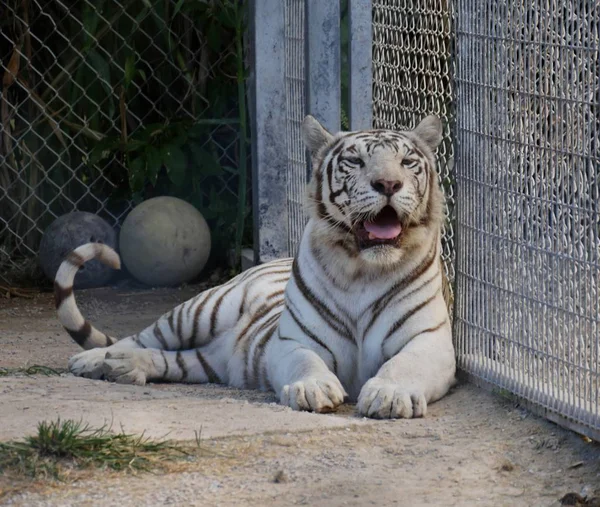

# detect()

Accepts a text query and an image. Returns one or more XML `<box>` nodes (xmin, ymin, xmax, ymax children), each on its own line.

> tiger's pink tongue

<box><xmin>364</xmin><ymin>221</ymin><xmax>402</xmax><ymax>240</ymax></box>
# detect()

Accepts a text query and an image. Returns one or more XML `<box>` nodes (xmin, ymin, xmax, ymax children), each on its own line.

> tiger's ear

<box><xmin>413</xmin><ymin>115</ymin><xmax>443</xmax><ymax>151</ymax></box>
<box><xmin>302</xmin><ymin>115</ymin><xmax>334</xmax><ymax>156</ymax></box>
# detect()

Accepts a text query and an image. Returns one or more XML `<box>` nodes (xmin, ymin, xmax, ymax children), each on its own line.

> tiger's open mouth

<box><xmin>354</xmin><ymin>206</ymin><xmax>403</xmax><ymax>249</ymax></box>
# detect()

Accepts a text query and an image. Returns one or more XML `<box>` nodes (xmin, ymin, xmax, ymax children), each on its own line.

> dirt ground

<box><xmin>1</xmin><ymin>285</ymin><xmax>599</xmax><ymax>506</ymax></box>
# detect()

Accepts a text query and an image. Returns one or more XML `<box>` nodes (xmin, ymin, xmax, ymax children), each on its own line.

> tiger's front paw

<box><xmin>357</xmin><ymin>378</ymin><xmax>427</xmax><ymax>419</ymax></box>
<box><xmin>280</xmin><ymin>374</ymin><xmax>347</xmax><ymax>413</ymax></box>
<box><xmin>68</xmin><ymin>349</ymin><xmax>108</xmax><ymax>379</ymax></box>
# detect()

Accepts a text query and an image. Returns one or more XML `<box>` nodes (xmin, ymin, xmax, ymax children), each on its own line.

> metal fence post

<box><xmin>249</xmin><ymin>0</ymin><xmax>289</xmax><ymax>263</ymax></box>
<box><xmin>348</xmin><ymin>0</ymin><xmax>372</xmax><ymax>130</ymax></box>
<box><xmin>305</xmin><ymin>0</ymin><xmax>341</xmax><ymax>135</ymax></box>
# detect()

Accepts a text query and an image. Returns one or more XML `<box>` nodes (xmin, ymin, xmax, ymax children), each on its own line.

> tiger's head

<box><xmin>302</xmin><ymin>115</ymin><xmax>445</xmax><ymax>272</ymax></box>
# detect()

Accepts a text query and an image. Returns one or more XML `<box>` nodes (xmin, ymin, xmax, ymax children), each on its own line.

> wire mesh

<box><xmin>285</xmin><ymin>0</ymin><xmax>308</xmax><ymax>257</ymax></box>
<box><xmin>0</xmin><ymin>0</ymin><xmax>242</xmax><ymax>285</ymax></box>
<box><xmin>372</xmin><ymin>0</ymin><xmax>457</xmax><ymax>311</ymax></box>
<box><xmin>453</xmin><ymin>0</ymin><xmax>600</xmax><ymax>435</ymax></box>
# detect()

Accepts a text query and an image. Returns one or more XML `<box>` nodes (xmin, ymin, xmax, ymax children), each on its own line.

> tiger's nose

<box><xmin>371</xmin><ymin>179</ymin><xmax>403</xmax><ymax>197</ymax></box>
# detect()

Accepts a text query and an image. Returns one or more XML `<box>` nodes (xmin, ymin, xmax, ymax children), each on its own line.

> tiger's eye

<box><xmin>343</xmin><ymin>157</ymin><xmax>364</xmax><ymax>166</ymax></box>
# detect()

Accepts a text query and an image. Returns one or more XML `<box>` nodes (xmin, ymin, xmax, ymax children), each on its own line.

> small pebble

<box><xmin>500</xmin><ymin>460</ymin><xmax>515</xmax><ymax>472</ymax></box>
<box><xmin>273</xmin><ymin>470</ymin><xmax>289</xmax><ymax>483</ymax></box>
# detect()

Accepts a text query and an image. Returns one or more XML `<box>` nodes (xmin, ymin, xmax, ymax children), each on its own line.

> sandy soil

<box><xmin>1</xmin><ymin>287</ymin><xmax>599</xmax><ymax>506</ymax></box>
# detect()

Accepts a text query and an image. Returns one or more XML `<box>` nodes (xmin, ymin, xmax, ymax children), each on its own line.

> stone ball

<box><xmin>119</xmin><ymin>196</ymin><xmax>211</xmax><ymax>286</ymax></box>
<box><xmin>39</xmin><ymin>211</ymin><xmax>117</xmax><ymax>289</ymax></box>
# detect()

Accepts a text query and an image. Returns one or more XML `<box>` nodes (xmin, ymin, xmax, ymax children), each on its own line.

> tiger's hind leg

<box><xmin>68</xmin><ymin>260</ymin><xmax>292</xmax><ymax>384</ymax></box>
<box><xmin>68</xmin><ymin>313</ymin><xmax>229</xmax><ymax>384</ymax></box>
<box><xmin>100</xmin><ymin>343</ymin><xmax>226</xmax><ymax>386</ymax></box>
<box><xmin>68</xmin><ymin>285</ymin><xmax>225</xmax><ymax>380</ymax></box>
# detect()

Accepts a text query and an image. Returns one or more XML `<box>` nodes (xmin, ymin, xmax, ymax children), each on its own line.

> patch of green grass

<box><xmin>492</xmin><ymin>387</ymin><xmax>522</xmax><ymax>407</ymax></box>
<box><xmin>0</xmin><ymin>419</ymin><xmax>188</xmax><ymax>480</ymax></box>
<box><xmin>0</xmin><ymin>365</ymin><xmax>64</xmax><ymax>377</ymax></box>
<box><xmin>494</xmin><ymin>387</ymin><xmax>514</xmax><ymax>399</ymax></box>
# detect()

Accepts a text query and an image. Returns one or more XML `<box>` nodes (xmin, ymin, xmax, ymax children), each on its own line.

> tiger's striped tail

<box><xmin>54</xmin><ymin>243</ymin><xmax>121</xmax><ymax>350</ymax></box>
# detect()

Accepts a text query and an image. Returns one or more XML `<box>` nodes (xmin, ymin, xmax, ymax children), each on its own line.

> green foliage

<box><xmin>0</xmin><ymin>365</ymin><xmax>64</xmax><ymax>377</ymax></box>
<box><xmin>88</xmin><ymin>117</ymin><xmax>249</xmax><ymax>256</ymax></box>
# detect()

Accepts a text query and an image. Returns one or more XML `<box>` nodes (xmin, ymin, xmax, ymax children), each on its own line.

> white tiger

<box><xmin>55</xmin><ymin>115</ymin><xmax>456</xmax><ymax>418</ymax></box>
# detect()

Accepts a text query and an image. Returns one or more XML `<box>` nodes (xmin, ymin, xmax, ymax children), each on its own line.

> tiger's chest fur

<box><xmin>227</xmin><ymin>220</ymin><xmax>446</xmax><ymax>400</ymax></box>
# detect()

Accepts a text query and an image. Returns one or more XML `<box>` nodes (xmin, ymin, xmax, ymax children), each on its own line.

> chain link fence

<box><xmin>454</xmin><ymin>0</ymin><xmax>600</xmax><ymax>438</ymax></box>
<box><xmin>1</xmin><ymin>0</ymin><xmax>246</xmax><ymax>286</ymax></box>
<box><xmin>372</xmin><ymin>0</ymin><xmax>456</xmax><ymax>310</ymax></box>
<box><xmin>372</xmin><ymin>0</ymin><xmax>599</xmax><ymax>438</ymax></box>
